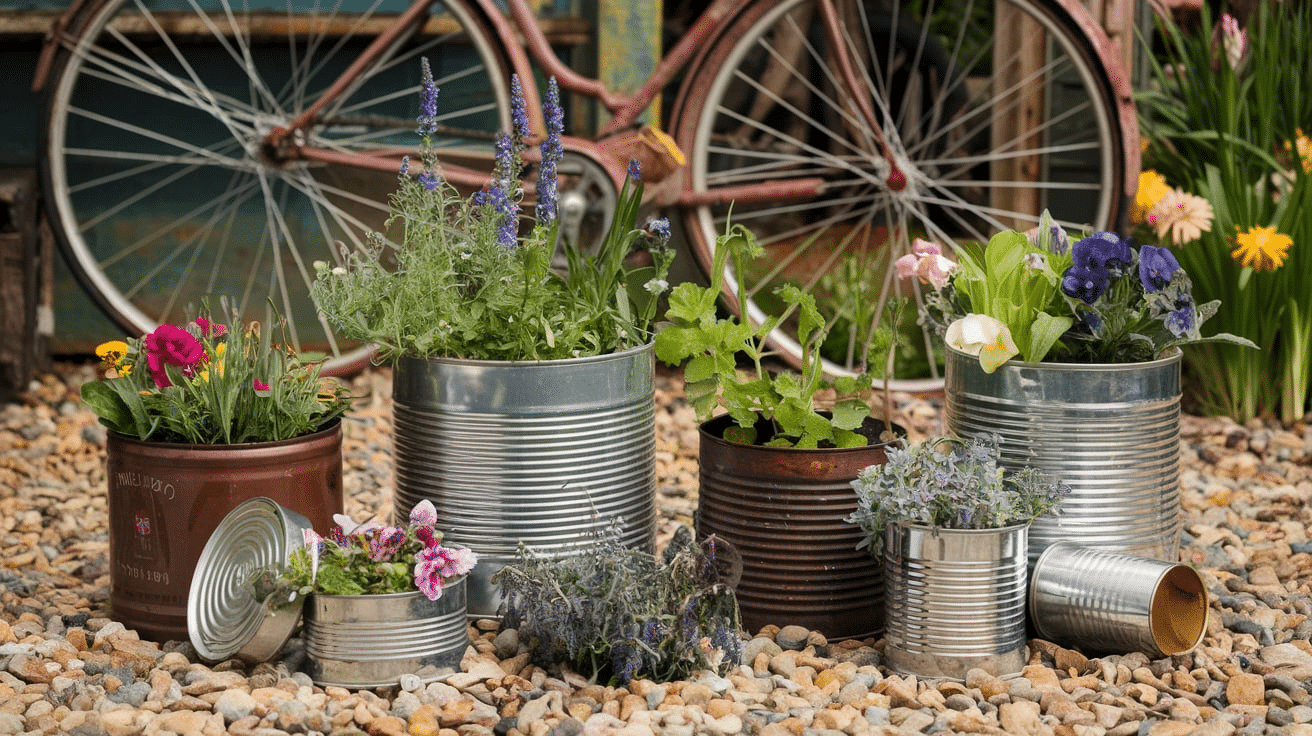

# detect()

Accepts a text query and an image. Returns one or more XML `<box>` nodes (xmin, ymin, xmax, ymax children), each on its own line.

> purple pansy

<box><xmin>1138</xmin><ymin>245</ymin><xmax>1180</xmax><ymax>293</ymax></box>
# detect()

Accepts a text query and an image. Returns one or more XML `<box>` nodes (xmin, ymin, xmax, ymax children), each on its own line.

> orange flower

<box><xmin>1231</xmin><ymin>225</ymin><xmax>1293</xmax><ymax>272</ymax></box>
<box><xmin>1130</xmin><ymin>170</ymin><xmax>1172</xmax><ymax>225</ymax></box>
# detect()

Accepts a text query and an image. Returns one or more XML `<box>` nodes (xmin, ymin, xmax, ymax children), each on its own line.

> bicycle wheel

<box><xmin>40</xmin><ymin>0</ymin><xmax>511</xmax><ymax>373</ymax></box>
<box><xmin>674</xmin><ymin>0</ymin><xmax>1133</xmax><ymax>383</ymax></box>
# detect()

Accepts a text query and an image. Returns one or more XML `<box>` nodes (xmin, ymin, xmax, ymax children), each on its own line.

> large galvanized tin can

<box><xmin>392</xmin><ymin>344</ymin><xmax>656</xmax><ymax>617</ymax></box>
<box><xmin>883</xmin><ymin>522</ymin><xmax>1029</xmax><ymax>679</ymax></box>
<box><xmin>1030</xmin><ymin>542</ymin><xmax>1208</xmax><ymax>658</ymax></box>
<box><xmin>303</xmin><ymin>581</ymin><xmax>470</xmax><ymax>689</ymax></box>
<box><xmin>696</xmin><ymin>414</ymin><xmax>896</xmax><ymax>640</ymax></box>
<box><xmin>107</xmin><ymin>423</ymin><xmax>343</xmax><ymax>642</ymax></box>
<box><xmin>944</xmin><ymin>347</ymin><xmax>1182</xmax><ymax>564</ymax></box>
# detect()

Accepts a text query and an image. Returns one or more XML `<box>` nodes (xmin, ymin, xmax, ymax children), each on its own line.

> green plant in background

<box><xmin>654</xmin><ymin>222</ymin><xmax>901</xmax><ymax>448</ymax></box>
<box><xmin>1137</xmin><ymin>1</ymin><xmax>1312</xmax><ymax>422</ymax></box>
<box><xmin>492</xmin><ymin>525</ymin><xmax>741</xmax><ymax>684</ymax></box>
<box><xmin>845</xmin><ymin>434</ymin><xmax>1070</xmax><ymax>552</ymax></box>
<box><xmin>311</xmin><ymin>65</ymin><xmax>674</xmax><ymax>363</ymax></box>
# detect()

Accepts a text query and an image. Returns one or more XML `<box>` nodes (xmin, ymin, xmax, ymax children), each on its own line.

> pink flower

<box><xmin>412</xmin><ymin>545</ymin><xmax>477</xmax><ymax>600</ymax></box>
<box><xmin>253</xmin><ymin>378</ymin><xmax>270</xmax><ymax>392</ymax></box>
<box><xmin>367</xmin><ymin>526</ymin><xmax>407</xmax><ymax>562</ymax></box>
<box><xmin>409</xmin><ymin>499</ymin><xmax>437</xmax><ymax>527</ymax></box>
<box><xmin>894</xmin><ymin>238</ymin><xmax>956</xmax><ymax>288</ymax></box>
<box><xmin>144</xmin><ymin>324</ymin><xmax>205</xmax><ymax>388</ymax></box>
<box><xmin>194</xmin><ymin>318</ymin><xmax>227</xmax><ymax>337</ymax></box>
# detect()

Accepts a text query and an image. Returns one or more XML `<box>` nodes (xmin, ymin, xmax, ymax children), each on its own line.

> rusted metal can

<box><xmin>1030</xmin><ymin>542</ymin><xmax>1208</xmax><ymax>658</ymax></box>
<box><xmin>303</xmin><ymin>581</ymin><xmax>469</xmax><ymax>689</ymax></box>
<box><xmin>107</xmin><ymin>423</ymin><xmax>343</xmax><ymax>642</ymax></box>
<box><xmin>944</xmin><ymin>347</ymin><xmax>1182</xmax><ymax>564</ymax></box>
<box><xmin>883</xmin><ymin>522</ymin><xmax>1029</xmax><ymax>679</ymax></box>
<box><xmin>696</xmin><ymin>414</ymin><xmax>897</xmax><ymax>640</ymax></box>
<box><xmin>391</xmin><ymin>344</ymin><xmax>656</xmax><ymax>617</ymax></box>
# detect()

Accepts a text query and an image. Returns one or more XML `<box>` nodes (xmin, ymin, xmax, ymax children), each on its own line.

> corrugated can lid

<box><xmin>188</xmin><ymin>497</ymin><xmax>313</xmax><ymax>663</ymax></box>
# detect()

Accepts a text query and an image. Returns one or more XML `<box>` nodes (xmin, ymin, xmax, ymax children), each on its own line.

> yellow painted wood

<box><xmin>597</xmin><ymin>0</ymin><xmax>661</xmax><ymax>124</ymax></box>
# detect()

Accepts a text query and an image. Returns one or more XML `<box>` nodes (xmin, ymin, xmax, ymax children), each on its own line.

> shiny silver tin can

<box><xmin>944</xmin><ymin>347</ymin><xmax>1182</xmax><ymax>564</ymax></box>
<box><xmin>883</xmin><ymin>522</ymin><xmax>1029</xmax><ymax>679</ymax></box>
<box><xmin>303</xmin><ymin>581</ymin><xmax>469</xmax><ymax>689</ymax></box>
<box><xmin>392</xmin><ymin>343</ymin><xmax>656</xmax><ymax>617</ymax></box>
<box><xmin>1030</xmin><ymin>542</ymin><xmax>1208</xmax><ymax>658</ymax></box>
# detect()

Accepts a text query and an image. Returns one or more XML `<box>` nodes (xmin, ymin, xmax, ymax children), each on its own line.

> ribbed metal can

<box><xmin>303</xmin><ymin>580</ymin><xmax>470</xmax><ymax>689</ymax></box>
<box><xmin>1030</xmin><ymin>542</ymin><xmax>1208</xmax><ymax>658</ymax></box>
<box><xmin>696</xmin><ymin>414</ymin><xmax>896</xmax><ymax>640</ymax></box>
<box><xmin>944</xmin><ymin>347</ymin><xmax>1182</xmax><ymax>564</ymax></box>
<box><xmin>392</xmin><ymin>344</ymin><xmax>656</xmax><ymax>617</ymax></box>
<box><xmin>883</xmin><ymin>522</ymin><xmax>1029</xmax><ymax>679</ymax></box>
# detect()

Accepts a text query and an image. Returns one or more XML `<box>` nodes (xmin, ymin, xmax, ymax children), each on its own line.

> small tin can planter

<box><xmin>109</xmin><ymin>423</ymin><xmax>343</xmax><ymax>642</ymax></box>
<box><xmin>392</xmin><ymin>344</ymin><xmax>656</xmax><ymax>617</ymax></box>
<box><xmin>1030</xmin><ymin>542</ymin><xmax>1208</xmax><ymax>658</ymax></box>
<box><xmin>944</xmin><ymin>347</ymin><xmax>1182</xmax><ymax>564</ymax></box>
<box><xmin>303</xmin><ymin>582</ymin><xmax>469</xmax><ymax>689</ymax></box>
<box><xmin>697</xmin><ymin>414</ymin><xmax>899</xmax><ymax>640</ymax></box>
<box><xmin>884</xmin><ymin>522</ymin><xmax>1029</xmax><ymax>679</ymax></box>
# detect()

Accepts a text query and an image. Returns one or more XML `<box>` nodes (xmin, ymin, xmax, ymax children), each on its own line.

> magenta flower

<box><xmin>144</xmin><ymin>323</ymin><xmax>204</xmax><ymax>388</ymax></box>
<box><xmin>413</xmin><ymin>544</ymin><xmax>477</xmax><ymax>600</ymax></box>
<box><xmin>253</xmin><ymin>378</ymin><xmax>270</xmax><ymax>392</ymax></box>
<box><xmin>193</xmin><ymin>318</ymin><xmax>227</xmax><ymax>337</ymax></box>
<box><xmin>367</xmin><ymin>526</ymin><xmax>407</xmax><ymax>562</ymax></box>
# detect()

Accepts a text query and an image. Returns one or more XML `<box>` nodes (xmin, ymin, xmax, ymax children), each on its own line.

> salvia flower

<box><xmin>536</xmin><ymin>78</ymin><xmax>563</xmax><ymax>224</ymax></box>
<box><xmin>417</xmin><ymin>57</ymin><xmax>440</xmax><ymax>137</ymax></box>
<box><xmin>627</xmin><ymin>158</ymin><xmax>642</xmax><ymax>181</ymax></box>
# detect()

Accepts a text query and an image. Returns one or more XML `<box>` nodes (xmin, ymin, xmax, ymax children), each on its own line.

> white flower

<box><xmin>409</xmin><ymin>499</ymin><xmax>437</xmax><ymax>527</ymax></box>
<box><xmin>946</xmin><ymin>315</ymin><xmax>1019</xmax><ymax>374</ymax></box>
<box><xmin>331</xmin><ymin>266</ymin><xmax>347</xmax><ymax>276</ymax></box>
<box><xmin>1024</xmin><ymin>253</ymin><xmax>1047</xmax><ymax>271</ymax></box>
<box><xmin>644</xmin><ymin>278</ymin><xmax>669</xmax><ymax>295</ymax></box>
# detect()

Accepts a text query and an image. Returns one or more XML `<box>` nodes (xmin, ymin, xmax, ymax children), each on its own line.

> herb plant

<box><xmin>654</xmin><ymin>222</ymin><xmax>899</xmax><ymax>448</ymax></box>
<box><xmin>82</xmin><ymin>298</ymin><xmax>352</xmax><ymax>444</ymax></box>
<box><xmin>845</xmin><ymin>434</ymin><xmax>1070</xmax><ymax>550</ymax></box>
<box><xmin>261</xmin><ymin>500</ymin><xmax>475</xmax><ymax>602</ymax></box>
<box><xmin>917</xmin><ymin>212</ymin><xmax>1254</xmax><ymax>373</ymax></box>
<box><xmin>311</xmin><ymin>64</ymin><xmax>673</xmax><ymax>363</ymax></box>
<box><xmin>492</xmin><ymin>525</ymin><xmax>741</xmax><ymax>684</ymax></box>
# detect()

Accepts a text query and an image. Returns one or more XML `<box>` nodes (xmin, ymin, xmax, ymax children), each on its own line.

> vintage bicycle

<box><xmin>33</xmin><ymin>0</ymin><xmax>1138</xmax><ymax>378</ymax></box>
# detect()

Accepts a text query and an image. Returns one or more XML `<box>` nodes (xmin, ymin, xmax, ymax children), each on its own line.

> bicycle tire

<box><xmin>673</xmin><ymin>0</ymin><xmax>1134</xmax><ymax>383</ymax></box>
<box><xmin>39</xmin><ymin>0</ymin><xmax>512</xmax><ymax>374</ymax></box>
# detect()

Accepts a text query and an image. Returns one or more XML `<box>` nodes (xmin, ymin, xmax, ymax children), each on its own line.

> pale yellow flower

<box><xmin>1130</xmin><ymin>170</ymin><xmax>1172</xmax><ymax>225</ymax></box>
<box><xmin>1147</xmin><ymin>189</ymin><xmax>1214</xmax><ymax>245</ymax></box>
<box><xmin>1284</xmin><ymin>129</ymin><xmax>1312</xmax><ymax>174</ymax></box>
<box><xmin>946</xmin><ymin>315</ymin><xmax>1019</xmax><ymax>374</ymax></box>
<box><xmin>1231</xmin><ymin>225</ymin><xmax>1293</xmax><ymax>272</ymax></box>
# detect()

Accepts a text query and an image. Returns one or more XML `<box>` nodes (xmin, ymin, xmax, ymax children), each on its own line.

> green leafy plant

<box><xmin>845</xmin><ymin>434</ymin><xmax>1070</xmax><ymax>550</ymax></box>
<box><xmin>492</xmin><ymin>525</ymin><xmax>741</xmax><ymax>684</ymax></box>
<box><xmin>81</xmin><ymin>298</ymin><xmax>352</xmax><ymax>444</ymax></box>
<box><xmin>654</xmin><ymin>222</ymin><xmax>900</xmax><ymax>448</ymax></box>
<box><xmin>1136</xmin><ymin>2</ymin><xmax>1312</xmax><ymax>422</ymax></box>
<box><xmin>311</xmin><ymin>66</ymin><xmax>674</xmax><ymax>363</ymax></box>
<box><xmin>253</xmin><ymin>500</ymin><xmax>475</xmax><ymax>604</ymax></box>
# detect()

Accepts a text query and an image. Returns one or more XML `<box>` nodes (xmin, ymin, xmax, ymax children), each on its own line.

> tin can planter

<box><xmin>107</xmin><ymin>423</ymin><xmax>343</xmax><ymax>642</ymax></box>
<box><xmin>944</xmin><ymin>347</ymin><xmax>1182</xmax><ymax>564</ymax></box>
<box><xmin>303</xmin><ymin>580</ymin><xmax>470</xmax><ymax>689</ymax></box>
<box><xmin>884</xmin><ymin>522</ymin><xmax>1029</xmax><ymax>679</ymax></box>
<box><xmin>696</xmin><ymin>414</ymin><xmax>899</xmax><ymax>640</ymax></box>
<box><xmin>391</xmin><ymin>343</ymin><xmax>656</xmax><ymax>617</ymax></box>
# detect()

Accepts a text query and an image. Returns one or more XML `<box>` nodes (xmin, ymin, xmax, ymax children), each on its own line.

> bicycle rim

<box><xmin>676</xmin><ymin>0</ymin><xmax>1130</xmax><ymax>383</ymax></box>
<box><xmin>41</xmin><ymin>0</ymin><xmax>510</xmax><ymax>374</ymax></box>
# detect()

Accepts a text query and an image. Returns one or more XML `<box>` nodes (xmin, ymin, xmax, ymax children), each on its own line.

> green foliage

<box><xmin>655</xmin><ymin>223</ymin><xmax>900</xmax><ymax>448</ymax></box>
<box><xmin>1137</xmin><ymin>2</ymin><xmax>1312</xmax><ymax>422</ymax></box>
<box><xmin>845</xmin><ymin>434</ymin><xmax>1070</xmax><ymax>550</ymax></box>
<box><xmin>81</xmin><ymin>299</ymin><xmax>351</xmax><ymax>444</ymax></box>
<box><xmin>492</xmin><ymin>526</ymin><xmax>741</xmax><ymax>684</ymax></box>
<box><xmin>311</xmin><ymin>83</ymin><xmax>673</xmax><ymax>363</ymax></box>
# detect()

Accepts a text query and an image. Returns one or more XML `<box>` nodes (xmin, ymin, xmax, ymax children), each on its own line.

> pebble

<box><xmin>3</xmin><ymin>364</ymin><xmax>1312</xmax><ymax>734</ymax></box>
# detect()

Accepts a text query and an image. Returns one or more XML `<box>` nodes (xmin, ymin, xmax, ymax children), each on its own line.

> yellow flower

<box><xmin>1231</xmin><ymin>225</ymin><xmax>1293</xmax><ymax>272</ymax></box>
<box><xmin>1285</xmin><ymin>129</ymin><xmax>1312</xmax><ymax>174</ymax></box>
<box><xmin>1130</xmin><ymin>170</ymin><xmax>1172</xmax><ymax>225</ymax></box>
<box><xmin>96</xmin><ymin>340</ymin><xmax>129</xmax><ymax>367</ymax></box>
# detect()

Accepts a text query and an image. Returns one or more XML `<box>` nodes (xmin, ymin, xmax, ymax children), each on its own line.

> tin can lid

<box><xmin>188</xmin><ymin>497</ymin><xmax>313</xmax><ymax>663</ymax></box>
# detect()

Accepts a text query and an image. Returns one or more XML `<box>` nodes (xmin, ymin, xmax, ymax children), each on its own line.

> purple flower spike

<box><xmin>645</xmin><ymin>216</ymin><xmax>671</xmax><ymax>243</ymax></box>
<box><xmin>399</xmin><ymin>155</ymin><xmax>410</xmax><ymax>177</ymax></box>
<box><xmin>510</xmin><ymin>74</ymin><xmax>531</xmax><ymax>144</ymax></box>
<box><xmin>1138</xmin><ymin>245</ymin><xmax>1180</xmax><ymax>293</ymax></box>
<box><xmin>627</xmin><ymin>159</ymin><xmax>643</xmax><ymax>182</ymax></box>
<box><xmin>536</xmin><ymin>78</ymin><xmax>563</xmax><ymax>224</ymax></box>
<box><xmin>417</xmin><ymin>57</ymin><xmax>440</xmax><ymax>138</ymax></box>
<box><xmin>488</xmin><ymin>131</ymin><xmax>520</xmax><ymax>247</ymax></box>
<box><xmin>418</xmin><ymin>170</ymin><xmax>440</xmax><ymax>191</ymax></box>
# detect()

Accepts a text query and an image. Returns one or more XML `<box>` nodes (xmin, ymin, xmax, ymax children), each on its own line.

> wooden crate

<box><xmin>0</xmin><ymin>169</ymin><xmax>51</xmax><ymax>402</ymax></box>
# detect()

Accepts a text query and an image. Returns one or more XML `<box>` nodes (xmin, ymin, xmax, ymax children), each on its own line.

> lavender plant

<box><xmin>311</xmin><ymin>63</ymin><xmax>673</xmax><ymax>362</ymax></box>
<box><xmin>845</xmin><ymin>434</ymin><xmax>1070</xmax><ymax>550</ymax></box>
<box><xmin>492</xmin><ymin>525</ymin><xmax>741</xmax><ymax>684</ymax></box>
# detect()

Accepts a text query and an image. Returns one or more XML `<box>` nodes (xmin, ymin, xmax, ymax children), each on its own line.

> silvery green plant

<box><xmin>311</xmin><ymin>63</ymin><xmax>673</xmax><ymax>362</ymax></box>
<box><xmin>846</xmin><ymin>434</ymin><xmax>1070</xmax><ymax>550</ymax></box>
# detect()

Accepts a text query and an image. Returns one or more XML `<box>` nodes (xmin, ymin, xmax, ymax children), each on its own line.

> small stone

<box><xmin>1227</xmin><ymin>673</ymin><xmax>1267</xmax><ymax>706</ymax></box>
<box><xmin>774</xmin><ymin>625</ymin><xmax>810</xmax><ymax>651</ymax></box>
<box><xmin>213</xmin><ymin>689</ymin><xmax>259</xmax><ymax>723</ymax></box>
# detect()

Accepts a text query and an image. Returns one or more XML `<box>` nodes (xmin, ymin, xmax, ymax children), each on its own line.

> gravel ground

<box><xmin>2</xmin><ymin>362</ymin><xmax>1312</xmax><ymax>736</ymax></box>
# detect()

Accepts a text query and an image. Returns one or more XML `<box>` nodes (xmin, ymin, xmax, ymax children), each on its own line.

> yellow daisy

<box><xmin>1231</xmin><ymin>225</ymin><xmax>1293</xmax><ymax>272</ymax></box>
<box><xmin>1285</xmin><ymin>129</ymin><xmax>1312</xmax><ymax>174</ymax></box>
<box><xmin>1130</xmin><ymin>170</ymin><xmax>1172</xmax><ymax>225</ymax></box>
